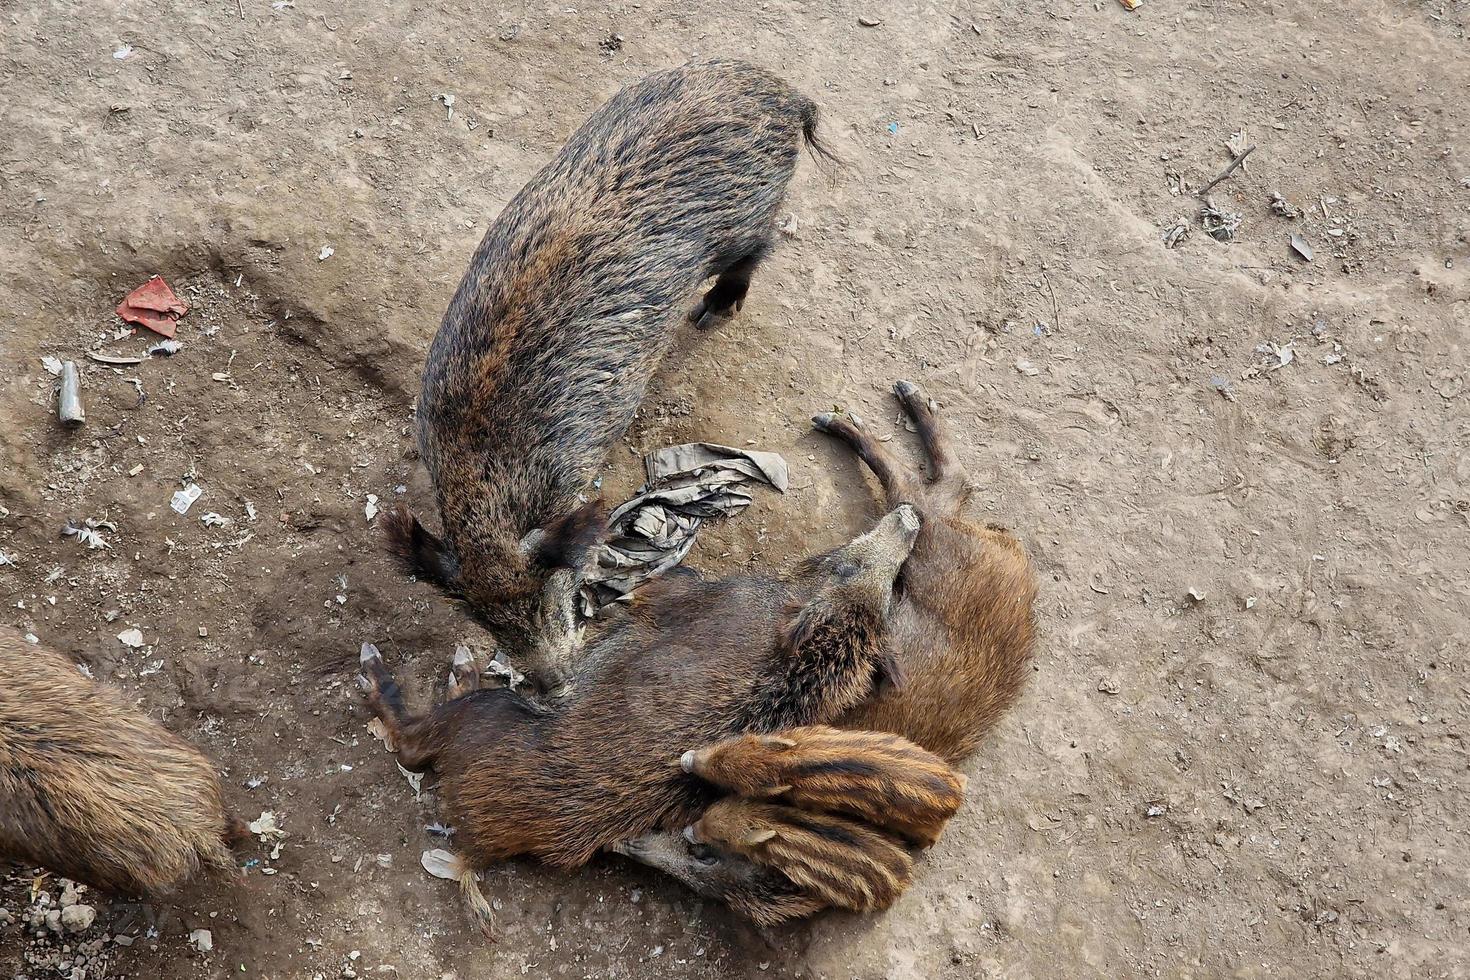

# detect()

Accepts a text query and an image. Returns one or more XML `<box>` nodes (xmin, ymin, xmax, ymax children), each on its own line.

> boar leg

<box><xmin>892</xmin><ymin>381</ymin><xmax>956</xmax><ymax>484</ymax></box>
<box><xmin>812</xmin><ymin>412</ymin><xmax>920</xmax><ymax>507</ymax></box>
<box><xmin>446</xmin><ymin>645</ymin><xmax>481</xmax><ymax>701</ymax></box>
<box><xmin>358</xmin><ymin>643</ymin><xmax>440</xmax><ymax>771</ymax></box>
<box><xmin>689</xmin><ymin>248</ymin><xmax>766</xmax><ymax>329</ymax></box>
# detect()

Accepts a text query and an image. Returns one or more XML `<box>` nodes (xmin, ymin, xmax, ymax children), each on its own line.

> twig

<box><xmin>1196</xmin><ymin>144</ymin><xmax>1256</xmax><ymax>197</ymax></box>
<box><xmin>237</xmin><ymin>0</ymin><xmax>244</xmax><ymax>18</ymax></box>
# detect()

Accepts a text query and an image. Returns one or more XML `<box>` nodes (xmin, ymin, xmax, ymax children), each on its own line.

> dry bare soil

<box><xmin>2</xmin><ymin>1</ymin><xmax>1468</xmax><ymax>977</ymax></box>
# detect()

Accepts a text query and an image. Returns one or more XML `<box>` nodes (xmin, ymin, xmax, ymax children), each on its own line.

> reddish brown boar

<box><xmin>679</xmin><ymin>726</ymin><xmax>966</xmax><ymax>848</ymax></box>
<box><xmin>0</xmin><ymin>631</ymin><xmax>246</xmax><ymax>896</ymax></box>
<box><xmin>360</xmin><ymin>505</ymin><xmax>920</xmax><ymax>881</ymax></box>
<box><xmin>618</xmin><ymin>380</ymin><xmax>1037</xmax><ymax>923</ymax></box>
<box><xmin>388</xmin><ymin>59</ymin><xmax>833</xmax><ymax>694</ymax></box>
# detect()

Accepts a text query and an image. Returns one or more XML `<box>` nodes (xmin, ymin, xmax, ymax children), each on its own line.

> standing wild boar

<box><xmin>386</xmin><ymin>59</ymin><xmax>833</xmax><ymax>694</ymax></box>
<box><xmin>619</xmin><ymin>381</ymin><xmax>1038</xmax><ymax>923</ymax></box>
<box><xmin>0</xmin><ymin>631</ymin><xmax>246</xmax><ymax>896</ymax></box>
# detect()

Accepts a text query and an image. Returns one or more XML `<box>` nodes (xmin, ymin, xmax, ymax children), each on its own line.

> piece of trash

<box><xmin>85</xmin><ymin>350</ymin><xmax>145</xmax><ymax>366</ymax></box>
<box><xmin>318</xmin><ymin>245</ymin><xmax>334</xmax><ymax>261</ymax></box>
<box><xmin>1199</xmin><ymin>199</ymin><xmax>1242</xmax><ymax>242</ymax></box>
<box><xmin>1118</xmin><ymin>0</ymin><xmax>1142</xmax><ymax>9</ymax></box>
<box><xmin>579</xmin><ymin>444</ymin><xmax>788</xmax><ymax>615</ymax></box>
<box><xmin>171</xmin><ymin>484</ymin><xmax>203</xmax><ymax>514</ymax></box>
<box><xmin>116</xmin><ymin>276</ymin><xmax>188</xmax><ymax>338</ymax></box>
<box><xmin>858</xmin><ymin>15</ymin><xmax>882</xmax><ymax>26</ymax></box>
<box><xmin>1209</xmin><ymin>375</ymin><xmax>1236</xmax><ymax>402</ymax></box>
<box><xmin>1185</xmin><ymin>587</ymin><xmax>1207</xmax><ymax>604</ymax></box>
<box><xmin>1244</xmin><ymin>596</ymin><xmax>1258</xmax><ymax>609</ymax></box>
<box><xmin>128</xmin><ymin>463</ymin><xmax>144</xmax><ymax>477</ymax></box>
<box><xmin>777</xmin><ymin>213</ymin><xmax>799</xmax><ymax>237</ymax></box>
<box><xmin>62</xmin><ymin>519</ymin><xmax>112</xmax><ymax>550</ymax></box>
<box><xmin>58</xmin><ymin>361</ymin><xmax>85</xmax><ymax>428</ymax></box>
<box><xmin>421</xmin><ymin>849</ymin><xmax>469</xmax><ymax>881</ymax></box>
<box><xmin>1268</xmin><ymin>191</ymin><xmax>1299</xmax><ymax>218</ymax></box>
<box><xmin>434</xmin><ymin>93</ymin><xmax>455</xmax><ymax>120</ymax></box>
<box><xmin>886</xmin><ymin>121</ymin><xmax>899</xmax><ymax>134</ymax></box>
<box><xmin>1290</xmin><ymin>233</ymin><xmax>1314</xmax><ymax>262</ymax></box>
<box><xmin>367</xmin><ymin>717</ymin><xmax>396</xmax><ymax>752</ymax></box>
<box><xmin>189</xmin><ymin>928</ymin><xmax>213</xmax><ymax>953</ymax></box>
<box><xmin>365</xmin><ymin>494</ymin><xmax>379</xmax><ymax>521</ymax></box>
<box><xmin>1255</xmin><ymin>342</ymin><xmax>1294</xmax><ymax>370</ymax></box>
<box><xmin>200</xmin><ymin>512</ymin><xmax>232</xmax><ymax>527</ymax></box>
<box><xmin>398</xmin><ymin>762</ymin><xmax>424</xmax><ymax>798</ymax></box>
<box><xmin>117</xmin><ymin>628</ymin><xmax>144</xmax><ymax>648</ymax></box>
<box><xmin>1161</xmin><ymin>222</ymin><xmax>1188</xmax><ymax>249</ymax></box>
<box><xmin>147</xmin><ymin>339</ymin><xmax>181</xmax><ymax>356</ymax></box>
<box><xmin>0</xmin><ymin>551</ymin><xmax>17</xmax><ymax>568</ymax></box>
<box><xmin>248</xmin><ymin>812</ymin><xmax>287</xmax><ymax>860</ymax></box>
<box><xmin>41</xmin><ymin>356</ymin><xmax>63</xmax><ymax>376</ymax></box>
<box><xmin>1014</xmin><ymin>358</ymin><xmax>1040</xmax><ymax>377</ymax></box>
<box><xmin>426</xmin><ymin>822</ymin><xmax>454</xmax><ymax>837</ymax></box>
<box><xmin>113</xmin><ymin>44</ymin><xmax>133</xmax><ymax>59</ymax></box>
<box><xmin>1145</xmin><ymin>803</ymin><xmax>1167</xmax><ymax>817</ymax></box>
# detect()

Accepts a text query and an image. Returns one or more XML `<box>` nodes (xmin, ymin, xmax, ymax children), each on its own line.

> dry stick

<box><xmin>1196</xmin><ymin>144</ymin><xmax>1256</xmax><ymax>198</ymax></box>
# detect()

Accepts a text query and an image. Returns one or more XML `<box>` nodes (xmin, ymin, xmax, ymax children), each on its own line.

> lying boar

<box><xmin>0</xmin><ymin>631</ymin><xmax>245</xmax><ymax>896</ymax></box>
<box><xmin>680</xmin><ymin>726</ymin><xmax>966</xmax><ymax>848</ymax></box>
<box><xmin>361</xmin><ymin>505</ymin><xmax>919</xmax><ymax>888</ymax></box>
<box><xmin>387</xmin><ymin>59</ymin><xmax>833</xmax><ymax>693</ymax></box>
<box><xmin>619</xmin><ymin>381</ymin><xmax>1038</xmax><ymax>922</ymax></box>
<box><xmin>683</xmin><ymin>797</ymin><xmax>912</xmax><ymax>914</ymax></box>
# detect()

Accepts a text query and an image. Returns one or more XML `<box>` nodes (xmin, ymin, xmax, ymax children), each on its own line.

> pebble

<box><xmin>60</xmin><ymin>905</ymin><xmax>96</xmax><ymax>934</ymax></box>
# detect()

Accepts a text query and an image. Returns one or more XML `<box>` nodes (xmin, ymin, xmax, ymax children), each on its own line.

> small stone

<box><xmin>858</xmin><ymin>15</ymin><xmax>882</xmax><ymax>26</ymax></box>
<box><xmin>60</xmin><ymin>905</ymin><xmax>96</xmax><ymax>934</ymax></box>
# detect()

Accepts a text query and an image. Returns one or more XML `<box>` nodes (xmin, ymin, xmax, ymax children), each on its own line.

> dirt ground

<box><xmin>3</xmin><ymin>0</ymin><xmax>1469</xmax><ymax>977</ymax></box>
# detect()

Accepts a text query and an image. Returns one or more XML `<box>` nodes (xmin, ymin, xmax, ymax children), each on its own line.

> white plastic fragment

<box><xmin>41</xmin><ymin>356</ymin><xmax>63</xmax><ymax>376</ymax></box>
<box><xmin>365</xmin><ymin>494</ymin><xmax>379</xmax><ymax>521</ymax></box>
<box><xmin>113</xmin><ymin>44</ymin><xmax>132</xmax><ymax>59</ymax></box>
<box><xmin>318</xmin><ymin>245</ymin><xmax>334</xmax><ymax>261</ymax></box>
<box><xmin>117</xmin><ymin>628</ymin><xmax>144</xmax><ymax>648</ymax></box>
<box><xmin>171</xmin><ymin>484</ymin><xmax>203</xmax><ymax>514</ymax></box>
<box><xmin>189</xmin><ymin>928</ymin><xmax>213</xmax><ymax>953</ymax></box>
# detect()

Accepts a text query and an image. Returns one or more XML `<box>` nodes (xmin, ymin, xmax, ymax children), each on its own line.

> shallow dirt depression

<box><xmin>2</xmin><ymin>1</ymin><xmax>1468</xmax><ymax>978</ymax></box>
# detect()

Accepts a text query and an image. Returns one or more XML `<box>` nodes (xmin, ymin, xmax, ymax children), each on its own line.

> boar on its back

<box><xmin>388</xmin><ymin>60</ymin><xmax>832</xmax><ymax>693</ymax></box>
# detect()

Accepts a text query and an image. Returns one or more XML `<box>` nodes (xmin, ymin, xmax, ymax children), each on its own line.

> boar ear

<box><xmin>874</xmin><ymin>645</ymin><xmax>907</xmax><ymax>694</ymax></box>
<box><xmin>742</xmin><ymin>828</ymin><xmax>779</xmax><ymax>846</ymax></box>
<box><xmin>382</xmin><ymin>507</ymin><xmax>461</xmax><ymax>592</ymax></box>
<box><xmin>529</xmin><ymin>500</ymin><xmax>606</xmax><ymax>570</ymax></box>
<box><xmin>758</xmin><ymin>736</ymin><xmax>797</xmax><ymax>751</ymax></box>
<box><xmin>754</xmin><ymin>784</ymin><xmax>794</xmax><ymax>798</ymax></box>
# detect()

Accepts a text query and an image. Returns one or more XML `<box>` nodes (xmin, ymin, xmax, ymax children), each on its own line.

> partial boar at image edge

<box><xmin>390</xmin><ymin>59</ymin><xmax>833</xmax><ymax>694</ymax></box>
<box><xmin>0</xmin><ymin>630</ymin><xmax>247</xmax><ymax>897</ymax></box>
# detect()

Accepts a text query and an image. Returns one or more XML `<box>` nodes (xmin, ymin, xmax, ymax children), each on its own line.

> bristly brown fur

<box><xmin>403</xmin><ymin>59</ymin><xmax>828</xmax><ymax>684</ymax></box>
<box><xmin>358</xmin><ymin>508</ymin><xmax>912</xmax><ymax>872</ymax></box>
<box><xmin>0</xmin><ymin>631</ymin><xmax>244</xmax><ymax>897</ymax></box>
<box><xmin>690</xmin><ymin>798</ymin><xmax>913</xmax><ymax>913</ymax></box>
<box><xmin>686</xmin><ymin>726</ymin><xmax>966</xmax><ymax>848</ymax></box>
<box><xmin>618</xmin><ymin>383</ymin><xmax>1037</xmax><ymax>925</ymax></box>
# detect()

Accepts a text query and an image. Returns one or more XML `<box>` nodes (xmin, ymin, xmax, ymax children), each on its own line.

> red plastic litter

<box><xmin>116</xmin><ymin>276</ymin><xmax>189</xmax><ymax>338</ymax></box>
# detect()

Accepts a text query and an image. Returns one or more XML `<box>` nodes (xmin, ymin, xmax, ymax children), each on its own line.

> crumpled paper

<box><xmin>580</xmin><ymin>443</ymin><xmax>788</xmax><ymax>614</ymax></box>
